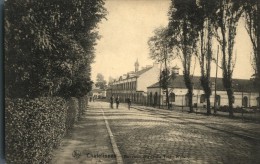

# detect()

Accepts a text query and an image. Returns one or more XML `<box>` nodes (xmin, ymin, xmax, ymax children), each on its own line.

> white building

<box><xmin>107</xmin><ymin>60</ymin><xmax>160</xmax><ymax>103</ymax></box>
<box><xmin>89</xmin><ymin>84</ymin><xmax>106</xmax><ymax>99</ymax></box>
<box><xmin>147</xmin><ymin>66</ymin><xmax>260</xmax><ymax>109</ymax></box>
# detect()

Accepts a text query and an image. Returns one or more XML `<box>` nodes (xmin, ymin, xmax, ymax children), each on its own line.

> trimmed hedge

<box><xmin>78</xmin><ymin>96</ymin><xmax>88</xmax><ymax>117</ymax></box>
<box><xmin>65</xmin><ymin>97</ymin><xmax>79</xmax><ymax>133</ymax></box>
<box><xmin>5</xmin><ymin>97</ymin><xmax>67</xmax><ymax>164</ymax></box>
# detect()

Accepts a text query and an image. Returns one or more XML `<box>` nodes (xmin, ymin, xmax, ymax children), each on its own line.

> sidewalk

<box><xmin>51</xmin><ymin>105</ymin><xmax>116</xmax><ymax>164</ymax></box>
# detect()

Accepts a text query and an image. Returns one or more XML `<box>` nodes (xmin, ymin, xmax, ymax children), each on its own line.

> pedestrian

<box><xmin>110</xmin><ymin>95</ymin><xmax>114</xmax><ymax>109</ymax></box>
<box><xmin>127</xmin><ymin>98</ymin><xmax>131</xmax><ymax>110</ymax></box>
<box><xmin>116</xmin><ymin>96</ymin><xmax>120</xmax><ymax>109</ymax></box>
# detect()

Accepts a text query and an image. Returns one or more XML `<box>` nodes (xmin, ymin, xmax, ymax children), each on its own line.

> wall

<box><xmin>137</xmin><ymin>65</ymin><xmax>160</xmax><ymax>92</ymax></box>
<box><xmin>147</xmin><ymin>87</ymin><xmax>259</xmax><ymax>108</ymax></box>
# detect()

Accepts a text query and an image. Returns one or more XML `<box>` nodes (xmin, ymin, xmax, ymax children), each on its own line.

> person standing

<box><xmin>116</xmin><ymin>96</ymin><xmax>120</xmax><ymax>109</ymax></box>
<box><xmin>127</xmin><ymin>98</ymin><xmax>131</xmax><ymax>110</ymax></box>
<box><xmin>110</xmin><ymin>95</ymin><xmax>114</xmax><ymax>109</ymax></box>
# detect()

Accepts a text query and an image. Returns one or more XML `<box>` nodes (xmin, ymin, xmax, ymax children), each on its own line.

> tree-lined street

<box><xmin>4</xmin><ymin>0</ymin><xmax>260</xmax><ymax>163</ymax></box>
<box><xmin>51</xmin><ymin>101</ymin><xmax>260</xmax><ymax>164</ymax></box>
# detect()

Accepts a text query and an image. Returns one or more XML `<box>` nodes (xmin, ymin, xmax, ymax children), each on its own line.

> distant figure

<box><xmin>116</xmin><ymin>96</ymin><xmax>120</xmax><ymax>109</ymax></box>
<box><xmin>127</xmin><ymin>98</ymin><xmax>131</xmax><ymax>110</ymax></box>
<box><xmin>110</xmin><ymin>95</ymin><xmax>114</xmax><ymax>109</ymax></box>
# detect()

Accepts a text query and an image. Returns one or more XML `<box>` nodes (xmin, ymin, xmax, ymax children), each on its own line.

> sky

<box><xmin>91</xmin><ymin>0</ymin><xmax>254</xmax><ymax>82</ymax></box>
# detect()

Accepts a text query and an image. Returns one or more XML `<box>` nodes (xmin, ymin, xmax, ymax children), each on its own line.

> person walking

<box><xmin>116</xmin><ymin>96</ymin><xmax>120</xmax><ymax>109</ymax></box>
<box><xmin>127</xmin><ymin>98</ymin><xmax>131</xmax><ymax>110</ymax></box>
<box><xmin>110</xmin><ymin>95</ymin><xmax>114</xmax><ymax>109</ymax></box>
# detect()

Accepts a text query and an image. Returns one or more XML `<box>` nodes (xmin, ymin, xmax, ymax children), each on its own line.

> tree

<box><xmin>168</xmin><ymin>0</ymin><xmax>199</xmax><ymax>113</ymax></box>
<box><xmin>95</xmin><ymin>73</ymin><xmax>107</xmax><ymax>89</ymax></box>
<box><xmin>243</xmin><ymin>0</ymin><xmax>260</xmax><ymax>104</ymax></box>
<box><xmin>195</xmin><ymin>0</ymin><xmax>218</xmax><ymax>115</ymax></box>
<box><xmin>148</xmin><ymin>27</ymin><xmax>176</xmax><ymax>109</ymax></box>
<box><xmin>5</xmin><ymin>0</ymin><xmax>107</xmax><ymax>98</ymax></box>
<box><xmin>213</xmin><ymin>0</ymin><xmax>243</xmax><ymax>117</ymax></box>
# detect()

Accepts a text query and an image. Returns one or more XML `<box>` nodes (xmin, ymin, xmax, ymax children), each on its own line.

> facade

<box><xmin>107</xmin><ymin>60</ymin><xmax>160</xmax><ymax>103</ymax></box>
<box><xmin>89</xmin><ymin>86</ymin><xmax>106</xmax><ymax>99</ymax></box>
<box><xmin>147</xmin><ymin>67</ymin><xmax>260</xmax><ymax>109</ymax></box>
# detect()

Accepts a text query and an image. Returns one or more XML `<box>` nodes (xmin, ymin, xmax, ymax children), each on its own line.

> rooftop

<box><xmin>148</xmin><ymin>75</ymin><xmax>256</xmax><ymax>92</ymax></box>
<box><xmin>115</xmin><ymin>66</ymin><xmax>153</xmax><ymax>82</ymax></box>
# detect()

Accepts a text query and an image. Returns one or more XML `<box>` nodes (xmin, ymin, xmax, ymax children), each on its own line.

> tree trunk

<box><xmin>227</xmin><ymin>89</ymin><xmax>234</xmax><ymax>117</ymax></box>
<box><xmin>164</xmin><ymin>57</ymin><xmax>170</xmax><ymax>109</ymax></box>
<box><xmin>206</xmin><ymin>97</ymin><xmax>211</xmax><ymax>115</ymax></box>
<box><xmin>188</xmin><ymin>89</ymin><xmax>193</xmax><ymax>113</ymax></box>
<box><xmin>166</xmin><ymin>88</ymin><xmax>170</xmax><ymax>109</ymax></box>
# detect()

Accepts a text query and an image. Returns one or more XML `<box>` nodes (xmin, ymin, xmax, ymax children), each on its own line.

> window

<box><xmin>200</xmin><ymin>94</ymin><xmax>206</xmax><ymax>103</ymax></box>
<box><xmin>170</xmin><ymin>92</ymin><xmax>175</xmax><ymax>102</ymax></box>
<box><xmin>242</xmin><ymin>96</ymin><xmax>248</xmax><ymax>107</ymax></box>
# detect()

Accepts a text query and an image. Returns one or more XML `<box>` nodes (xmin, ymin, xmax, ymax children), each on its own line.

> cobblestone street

<box><xmin>51</xmin><ymin>101</ymin><xmax>260</xmax><ymax>164</ymax></box>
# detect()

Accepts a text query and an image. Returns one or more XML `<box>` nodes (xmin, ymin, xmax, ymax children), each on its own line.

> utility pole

<box><xmin>214</xmin><ymin>46</ymin><xmax>219</xmax><ymax>114</ymax></box>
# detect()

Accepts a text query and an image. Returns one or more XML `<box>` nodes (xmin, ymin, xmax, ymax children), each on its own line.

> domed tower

<box><xmin>135</xmin><ymin>59</ymin><xmax>139</xmax><ymax>72</ymax></box>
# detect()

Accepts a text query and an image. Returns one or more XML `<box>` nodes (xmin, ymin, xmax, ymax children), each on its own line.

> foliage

<box><xmin>168</xmin><ymin>0</ymin><xmax>199</xmax><ymax>112</ymax></box>
<box><xmin>148</xmin><ymin>26</ymin><xmax>176</xmax><ymax>109</ymax></box>
<box><xmin>213</xmin><ymin>0</ymin><xmax>244</xmax><ymax>116</ymax></box>
<box><xmin>95</xmin><ymin>73</ymin><xmax>107</xmax><ymax>89</ymax></box>
<box><xmin>66</xmin><ymin>97</ymin><xmax>79</xmax><ymax>132</ymax></box>
<box><xmin>160</xmin><ymin>69</ymin><xmax>171</xmax><ymax>90</ymax></box>
<box><xmin>5</xmin><ymin>0</ymin><xmax>107</xmax><ymax>98</ymax></box>
<box><xmin>195</xmin><ymin>0</ymin><xmax>219</xmax><ymax>115</ymax></box>
<box><xmin>5</xmin><ymin>97</ymin><xmax>67</xmax><ymax>164</ymax></box>
<box><xmin>148</xmin><ymin>27</ymin><xmax>175</xmax><ymax>63</ymax></box>
<box><xmin>78</xmin><ymin>96</ymin><xmax>88</xmax><ymax>117</ymax></box>
<box><xmin>243</xmin><ymin>0</ymin><xmax>260</xmax><ymax>97</ymax></box>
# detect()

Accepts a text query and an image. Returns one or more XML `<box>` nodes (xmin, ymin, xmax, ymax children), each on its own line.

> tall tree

<box><xmin>95</xmin><ymin>73</ymin><xmax>107</xmax><ymax>89</ymax></box>
<box><xmin>148</xmin><ymin>27</ymin><xmax>175</xmax><ymax>109</ymax></box>
<box><xmin>243</xmin><ymin>0</ymin><xmax>260</xmax><ymax>103</ymax></box>
<box><xmin>195</xmin><ymin>0</ymin><xmax>218</xmax><ymax>115</ymax></box>
<box><xmin>213</xmin><ymin>0</ymin><xmax>243</xmax><ymax>117</ymax></box>
<box><xmin>168</xmin><ymin>0</ymin><xmax>199</xmax><ymax>112</ymax></box>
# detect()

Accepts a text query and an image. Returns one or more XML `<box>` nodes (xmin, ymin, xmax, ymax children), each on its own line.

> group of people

<box><xmin>110</xmin><ymin>95</ymin><xmax>131</xmax><ymax>109</ymax></box>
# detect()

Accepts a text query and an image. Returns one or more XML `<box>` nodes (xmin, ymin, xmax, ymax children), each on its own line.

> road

<box><xmin>51</xmin><ymin>101</ymin><xmax>260</xmax><ymax>164</ymax></box>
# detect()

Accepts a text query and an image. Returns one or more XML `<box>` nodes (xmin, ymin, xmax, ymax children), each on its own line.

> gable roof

<box><xmin>113</xmin><ymin>66</ymin><xmax>153</xmax><ymax>82</ymax></box>
<box><xmin>134</xmin><ymin>66</ymin><xmax>153</xmax><ymax>76</ymax></box>
<box><xmin>148</xmin><ymin>75</ymin><xmax>256</xmax><ymax>92</ymax></box>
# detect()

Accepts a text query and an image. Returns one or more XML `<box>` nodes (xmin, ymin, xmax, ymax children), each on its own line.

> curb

<box><xmin>101</xmin><ymin>109</ymin><xmax>124</xmax><ymax>164</ymax></box>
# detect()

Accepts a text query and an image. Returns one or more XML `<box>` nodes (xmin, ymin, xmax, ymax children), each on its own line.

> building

<box><xmin>107</xmin><ymin>60</ymin><xmax>160</xmax><ymax>103</ymax></box>
<box><xmin>147</xmin><ymin>66</ymin><xmax>260</xmax><ymax>108</ymax></box>
<box><xmin>89</xmin><ymin>84</ymin><xmax>107</xmax><ymax>100</ymax></box>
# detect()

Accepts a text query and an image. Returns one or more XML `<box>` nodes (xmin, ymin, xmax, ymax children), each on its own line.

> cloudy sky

<box><xmin>91</xmin><ymin>0</ymin><xmax>254</xmax><ymax>82</ymax></box>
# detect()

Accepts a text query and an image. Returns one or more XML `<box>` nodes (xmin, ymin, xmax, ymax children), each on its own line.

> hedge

<box><xmin>5</xmin><ymin>97</ymin><xmax>67</xmax><ymax>164</ymax></box>
<box><xmin>78</xmin><ymin>96</ymin><xmax>88</xmax><ymax>118</ymax></box>
<box><xmin>65</xmin><ymin>97</ymin><xmax>79</xmax><ymax>133</ymax></box>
